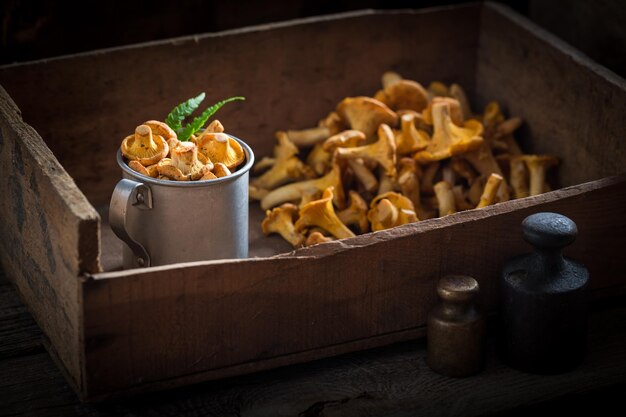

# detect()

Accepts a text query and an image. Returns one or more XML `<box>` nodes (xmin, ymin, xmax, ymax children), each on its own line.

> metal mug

<box><xmin>110</xmin><ymin>136</ymin><xmax>254</xmax><ymax>269</ymax></box>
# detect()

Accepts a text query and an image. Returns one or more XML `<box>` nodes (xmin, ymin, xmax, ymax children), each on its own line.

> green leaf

<box><xmin>179</xmin><ymin>96</ymin><xmax>245</xmax><ymax>141</ymax></box>
<box><xmin>164</xmin><ymin>92</ymin><xmax>206</xmax><ymax>132</ymax></box>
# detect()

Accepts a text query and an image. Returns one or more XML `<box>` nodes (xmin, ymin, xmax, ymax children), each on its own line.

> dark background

<box><xmin>1</xmin><ymin>0</ymin><xmax>625</xmax><ymax>77</ymax></box>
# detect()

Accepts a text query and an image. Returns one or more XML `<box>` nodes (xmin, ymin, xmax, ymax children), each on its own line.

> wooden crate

<box><xmin>0</xmin><ymin>3</ymin><xmax>625</xmax><ymax>400</ymax></box>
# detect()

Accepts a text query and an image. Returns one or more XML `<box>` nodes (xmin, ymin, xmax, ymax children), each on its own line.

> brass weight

<box><xmin>427</xmin><ymin>275</ymin><xmax>485</xmax><ymax>377</ymax></box>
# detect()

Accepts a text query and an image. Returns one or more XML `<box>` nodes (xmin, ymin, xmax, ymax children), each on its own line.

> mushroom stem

<box><xmin>295</xmin><ymin>187</ymin><xmax>355</xmax><ymax>240</ymax></box>
<box><xmin>476</xmin><ymin>173</ymin><xmax>503</xmax><ymax>208</ymax></box>
<box><xmin>398</xmin><ymin>158</ymin><xmax>421</xmax><ymax>215</ymax></box>
<box><xmin>449</xmin><ymin>83</ymin><xmax>472</xmax><ymax>121</ymax></box>
<box><xmin>434</xmin><ymin>181</ymin><xmax>456</xmax><ymax>217</ymax></box>
<box><xmin>335</xmin><ymin>124</ymin><xmax>397</xmax><ymax>178</ymax></box>
<box><xmin>261</xmin><ymin>163</ymin><xmax>344</xmax><ymax>210</ymax></box>
<box><xmin>286</xmin><ymin>126</ymin><xmax>331</xmax><ymax>147</ymax></box>
<box><xmin>347</xmin><ymin>159</ymin><xmax>378</xmax><ymax>193</ymax></box>
<box><xmin>337</xmin><ymin>190</ymin><xmax>369</xmax><ymax>233</ymax></box>
<box><xmin>522</xmin><ymin>155</ymin><xmax>558</xmax><ymax>196</ymax></box>
<box><xmin>509</xmin><ymin>157</ymin><xmax>529</xmax><ymax>199</ymax></box>
<box><xmin>262</xmin><ymin>203</ymin><xmax>304</xmax><ymax>248</ymax></box>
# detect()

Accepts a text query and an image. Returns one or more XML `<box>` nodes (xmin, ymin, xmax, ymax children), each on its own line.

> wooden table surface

<box><xmin>1</xmin><ymin>267</ymin><xmax>625</xmax><ymax>417</ymax></box>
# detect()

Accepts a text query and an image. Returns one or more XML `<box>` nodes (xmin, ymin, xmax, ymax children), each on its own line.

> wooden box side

<box><xmin>477</xmin><ymin>3</ymin><xmax>626</xmax><ymax>186</ymax></box>
<box><xmin>83</xmin><ymin>175</ymin><xmax>626</xmax><ymax>399</ymax></box>
<box><xmin>0</xmin><ymin>7</ymin><xmax>480</xmax><ymax>208</ymax></box>
<box><xmin>0</xmin><ymin>86</ymin><xmax>100</xmax><ymax>392</ymax></box>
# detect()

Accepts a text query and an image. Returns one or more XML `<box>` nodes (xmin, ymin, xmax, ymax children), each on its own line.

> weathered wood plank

<box><xmin>0</xmin><ymin>85</ymin><xmax>100</xmax><ymax>393</ymax></box>
<box><xmin>477</xmin><ymin>3</ymin><xmax>626</xmax><ymax>187</ymax></box>
<box><xmin>83</xmin><ymin>175</ymin><xmax>626</xmax><ymax>398</ymax></box>
<box><xmin>2</xmin><ymin>299</ymin><xmax>625</xmax><ymax>416</ymax></box>
<box><xmin>0</xmin><ymin>7</ymin><xmax>480</xmax><ymax>208</ymax></box>
<box><xmin>0</xmin><ymin>269</ymin><xmax>44</xmax><ymax>359</ymax></box>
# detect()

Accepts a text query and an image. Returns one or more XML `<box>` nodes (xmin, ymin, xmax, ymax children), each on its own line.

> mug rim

<box><xmin>116</xmin><ymin>134</ymin><xmax>255</xmax><ymax>187</ymax></box>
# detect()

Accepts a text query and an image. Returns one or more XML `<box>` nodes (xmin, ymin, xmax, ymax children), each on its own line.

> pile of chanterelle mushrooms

<box><xmin>251</xmin><ymin>71</ymin><xmax>559</xmax><ymax>248</ymax></box>
<box><xmin>120</xmin><ymin>94</ymin><xmax>246</xmax><ymax>181</ymax></box>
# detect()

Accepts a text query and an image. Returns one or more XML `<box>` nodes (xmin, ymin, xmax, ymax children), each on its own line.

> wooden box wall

<box><xmin>0</xmin><ymin>3</ymin><xmax>625</xmax><ymax>400</ymax></box>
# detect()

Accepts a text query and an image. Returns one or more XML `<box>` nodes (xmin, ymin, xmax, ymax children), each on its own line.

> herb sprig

<box><xmin>165</xmin><ymin>93</ymin><xmax>245</xmax><ymax>141</ymax></box>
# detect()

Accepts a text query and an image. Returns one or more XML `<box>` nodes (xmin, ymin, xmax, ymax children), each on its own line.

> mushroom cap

<box><xmin>212</xmin><ymin>162</ymin><xmax>232</xmax><ymax>178</ymax></box>
<box><xmin>262</xmin><ymin>203</ymin><xmax>304</xmax><ymax>248</ymax></box>
<box><xmin>121</xmin><ymin>124</ymin><xmax>169</xmax><ymax>166</ymax></box>
<box><xmin>157</xmin><ymin>142</ymin><xmax>211</xmax><ymax>181</ymax></box>
<box><xmin>428</xmin><ymin>81</ymin><xmax>449</xmax><ymax>98</ymax></box>
<box><xmin>196</xmin><ymin>132</ymin><xmax>245</xmax><ymax>169</ymax></box>
<box><xmin>322</xmin><ymin>130</ymin><xmax>367</xmax><ymax>151</ymax></box>
<box><xmin>335</xmin><ymin>124</ymin><xmax>397</xmax><ymax>178</ymax></box>
<box><xmin>128</xmin><ymin>160</ymin><xmax>151</xmax><ymax>177</ymax></box>
<box><xmin>157</xmin><ymin>158</ymin><xmax>188</xmax><ymax>181</ymax></box>
<box><xmin>294</xmin><ymin>187</ymin><xmax>355</xmax><ymax>240</ymax></box>
<box><xmin>172</xmin><ymin>142</ymin><xmax>211</xmax><ymax>176</ymax></box>
<box><xmin>422</xmin><ymin>97</ymin><xmax>464</xmax><ymax>126</ymax></box>
<box><xmin>205</xmin><ymin>119</ymin><xmax>225</xmax><ymax>134</ymax></box>
<box><xmin>304</xmin><ymin>231</ymin><xmax>334</xmax><ymax>246</ymax></box>
<box><xmin>414</xmin><ymin>102</ymin><xmax>484</xmax><ymax>163</ymax></box>
<box><xmin>143</xmin><ymin>120</ymin><xmax>177</xmax><ymax>141</ymax></box>
<box><xmin>368</xmin><ymin>191</ymin><xmax>417</xmax><ymax>231</ymax></box>
<box><xmin>200</xmin><ymin>170</ymin><xmax>218</xmax><ymax>181</ymax></box>
<box><xmin>274</xmin><ymin>131</ymin><xmax>300</xmax><ymax>160</ymax></box>
<box><xmin>336</xmin><ymin>97</ymin><xmax>399</xmax><ymax>140</ymax></box>
<box><xmin>374</xmin><ymin>80</ymin><xmax>429</xmax><ymax>112</ymax></box>
<box><xmin>318</xmin><ymin>111</ymin><xmax>346</xmax><ymax>135</ymax></box>
<box><xmin>520</xmin><ymin>154</ymin><xmax>559</xmax><ymax>168</ymax></box>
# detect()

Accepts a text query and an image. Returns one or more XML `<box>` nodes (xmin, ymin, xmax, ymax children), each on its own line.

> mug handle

<box><xmin>109</xmin><ymin>179</ymin><xmax>153</xmax><ymax>268</ymax></box>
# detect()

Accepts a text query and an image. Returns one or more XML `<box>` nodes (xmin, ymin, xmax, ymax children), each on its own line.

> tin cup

<box><xmin>109</xmin><ymin>136</ymin><xmax>254</xmax><ymax>269</ymax></box>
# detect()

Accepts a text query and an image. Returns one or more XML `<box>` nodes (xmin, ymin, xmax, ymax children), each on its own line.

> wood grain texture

<box><xmin>83</xmin><ymin>175</ymin><xmax>626</xmax><ymax>399</ymax></box>
<box><xmin>477</xmin><ymin>3</ymin><xmax>626</xmax><ymax>187</ymax></box>
<box><xmin>0</xmin><ymin>7</ymin><xmax>480</xmax><ymax>208</ymax></box>
<box><xmin>1</xmin><ymin>3</ymin><xmax>626</xmax><ymax>401</ymax></box>
<box><xmin>2</xmin><ymin>271</ymin><xmax>625</xmax><ymax>416</ymax></box>
<box><xmin>0</xmin><ymin>271</ymin><xmax>43</xmax><ymax>359</ymax></box>
<box><xmin>0</xmin><ymin>85</ymin><xmax>100</xmax><ymax>393</ymax></box>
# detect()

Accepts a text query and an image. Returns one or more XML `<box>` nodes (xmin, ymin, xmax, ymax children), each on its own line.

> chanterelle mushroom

<box><xmin>395</xmin><ymin>113</ymin><xmax>429</xmax><ymax>155</ymax></box>
<box><xmin>261</xmin><ymin>162</ymin><xmax>345</xmax><ymax>210</ymax></box>
<box><xmin>196</xmin><ymin>132</ymin><xmax>245</xmax><ymax>169</ymax></box>
<box><xmin>476</xmin><ymin>173</ymin><xmax>503</xmax><ymax>208</ymax></box>
<box><xmin>262</xmin><ymin>203</ymin><xmax>305</xmax><ymax>248</ymax></box>
<box><xmin>128</xmin><ymin>160</ymin><xmax>158</xmax><ymax>178</ymax></box>
<box><xmin>413</xmin><ymin>102</ymin><xmax>484</xmax><ymax>164</ymax></box>
<box><xmin>374</xmin><ymin>79</ymin><xmax>429</xmax><ymax>112</ymax></box>
<box><xmin>434</xmin><ymin>180</ymin><xmax>456</xmax><ymax>216</ymax></box>
<box><xmin>253</xmin><ymin>132</ymin><xmax>314</xmax><ymax>189</ymax></box>
<box><xmin>337</xmin><ymin>190</ymin><xmax>369</xmax><ymax>234</ymax></box>
<box><xmin>322</xmin><ymin>130</ymin><xmax>367</xmax><ymax>151</ymax></box>
<box><xmin>336</xmin><ymin>97</ymin><xmax>399</xmax><ymax>140</ymax></box>
<box><xmin>295</xmin><ymin>187</ymin><xmax>355</xmax><ymax>240</ymax></box>
<box><xmin>305</xmin><ymin>231</ymin><xmax>335</xmax><ymax>246</ymax></box>
<box><xmin>422</xmin><ymin>97</ymin><xmax>464</xmax><ymax>126</ymax></box>
<box><xmin>367</xmin><ymin>192</ymin><xmax>417</xmax><ymax>231</ymax></box>
<box><xmin>285</xmin><ymin>126</ymin><xmax>331</xmax><ymax>147</ymax></box>
<box><xmin>519</xmin><ymin>154</ymin><xmax>559</xmax><ymax>196</ymax></box>
<box><xmin>121</xmin><ymin>124</ymin><xmax>169</xmax><ymax>166</ymax></box>
<box><xmin>157</xmin><ymin>142</ymin><xmax>211</xmax><ymax>181</ymax></box>
<box><xmin>335</xmin><ymin>124</ymin><xmax>398</xmax><ymax>178</ymax></box>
